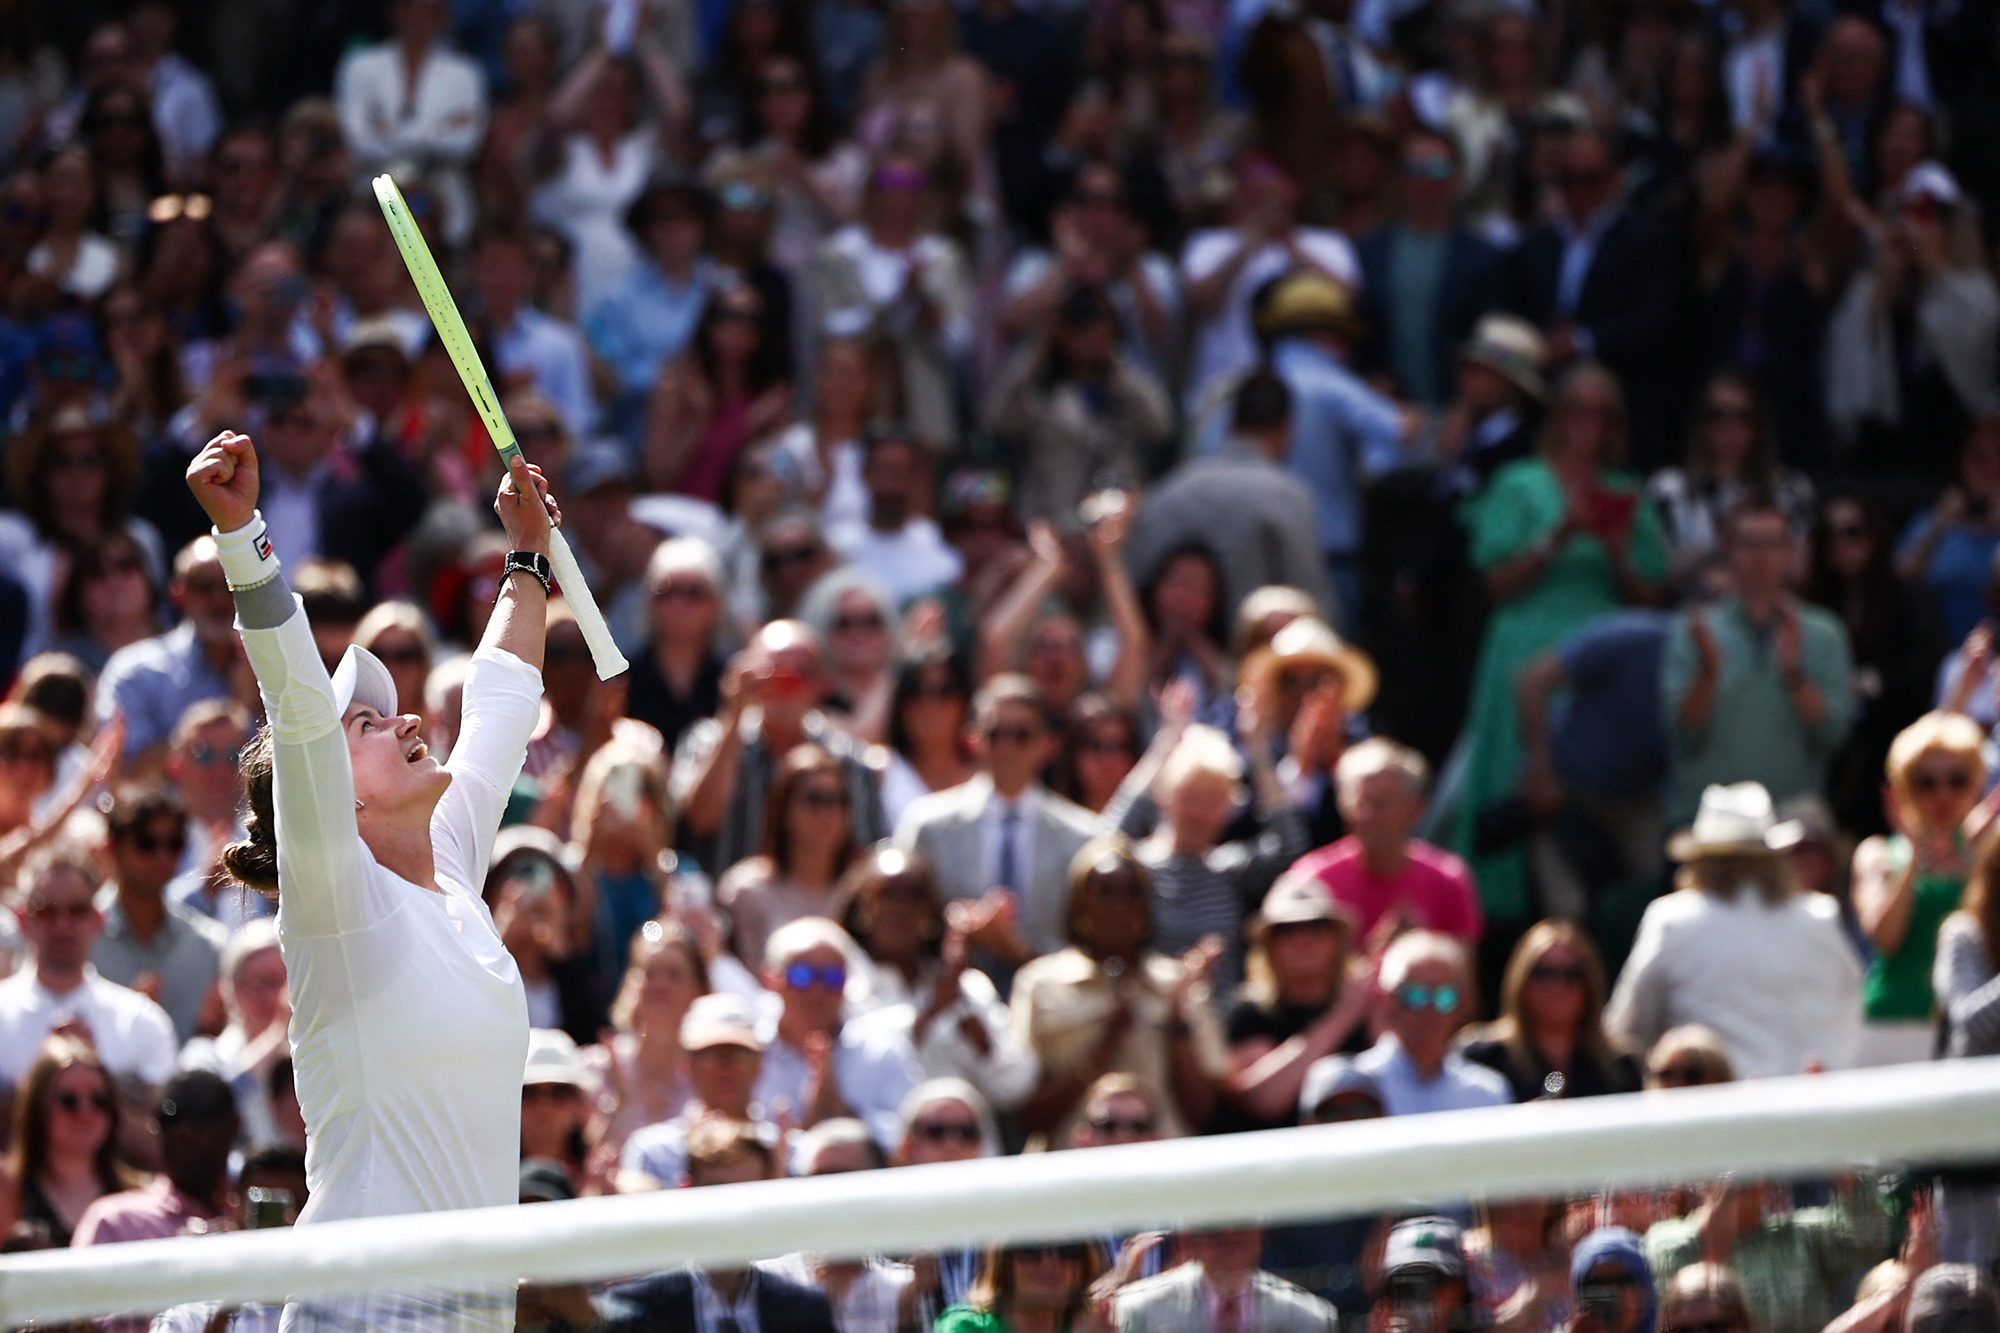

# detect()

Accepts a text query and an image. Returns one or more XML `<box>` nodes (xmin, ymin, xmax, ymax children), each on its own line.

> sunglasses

<box><xmin>794</xmin><ymin>786</ymin><xmax>849</xmax><ymax>810</ymax></box>
<box><xmin>522</xmin><ymin>1083</ymin><xmax>583</xmax><ymax>1102</ymax></box>
<box><xmin>1077</xmin><ymin>737</ymin><xmax>1135</xmax><ymax>756</ymax></box>
<box><xmin>985</xmin><ymin>724</ymin><xmax>1042</xmax><ymax>746</ymax></box>
<box><xmin>1087</xmin><ymin>1115</ymin><xmax>1155</xmax><ymax>1136</ymax></box>
<box><xmin>784</xmin><ymin>961</ymin><xmax>847</xmax><ymax>991</ymax></box>
<box><xmin>911</xmin><ymin>1119</ymin><xmax>981</xmax><ymax>1145</ymax></box>
<box><xmin>1912</xmin><ymin>770</ymin><xmax>1973</xmax><ymax>794</ymax></box>
<box><xmin>833</xmin><ymin>613</ymin><xmax>886</xmax><ymax>633</ymax></box>
<box><xmin>186</xmin><ymin>742</ymin><xmax>241</xmax><ymax>767</ymax></box>
<box><xmin>1394</xmin><ymin>983</ymin><xmax>1460</xmax><ymax>1014</ymax></box>
<box><xmin>1527</xmin><ymin>964</ymin><xmax>1586</xmax><ymax>987</ymax></box>
<box><xmin>127</xmin><ymin>830</ymin><xmax>188</xmax><ymax>855</ymax></box>
<box><xmin>545</xmin><ymin>642</ymin><xmax>591</xmax><ymax>664</ymax></box>
<box><xmin>54</xmin><ymin>1089</ymin><xmax>112</xmax><ymax>1115</ymax></box>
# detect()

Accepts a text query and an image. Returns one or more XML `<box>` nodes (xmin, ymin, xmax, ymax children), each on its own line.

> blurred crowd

<box><xmin>8</xmin><ymin>0</ymin><xmax>2000</xmax><ymax>1325</ymax></box>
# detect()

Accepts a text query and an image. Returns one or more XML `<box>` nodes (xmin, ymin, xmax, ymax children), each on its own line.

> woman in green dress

<box><xmin>1851</xmin><ymin>710</ymin><xmax>1997</xmax><ymax>1064</ymax></box>
<box><xmin>1451</xmin><ymin>363</ymin><xmax>1668</xmax><ymax>956</ymax></box>
<box><xmin>933</xmin><ymin>1240</ymin><xmax>1106</xmax><ymax>1333</ymax></box>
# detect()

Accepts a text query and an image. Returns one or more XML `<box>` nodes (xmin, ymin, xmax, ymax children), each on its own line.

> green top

<box><xmin>1449</xmin><ymin>457</ymin><xmax>1669</xmax><ymax>921</ymax></box>
<box><xmin>935</xmin><ymin>1308</ymin><xmax>1008</xmax><ymax>1333</ymax></box>
<box><xmin>1864</xmin><ymin>834</ymin><xmax>1965</xmax><ymax>1020</ymax></box>
<box><xmin>1642</xmin><ymin>1188</ymin><xmax>1892</xmax><ymax>1333</ymax></box>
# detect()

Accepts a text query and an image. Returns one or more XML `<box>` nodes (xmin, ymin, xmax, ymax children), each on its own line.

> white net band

<box><xmin>6</xmin><ymin>1059</ymin><xmax>1998</xmax><ymax>1325</ymax></box>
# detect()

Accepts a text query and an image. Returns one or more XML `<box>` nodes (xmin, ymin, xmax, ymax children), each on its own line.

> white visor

<box><xmin>330</xmin><ymin>645</ymin><xmax>401</xmax><ymax>721</ymax></box>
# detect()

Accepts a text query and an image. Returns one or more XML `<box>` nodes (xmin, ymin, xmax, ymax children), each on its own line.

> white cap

<box><xmin>331</xmin><ymin>644</ymin><xmax>400</xmax><ymax>720</ymax></box>
<box><xmin>523</xmin><ymin>1028</ymin><xmax>595</xmax><ymax>1090</ymax></box>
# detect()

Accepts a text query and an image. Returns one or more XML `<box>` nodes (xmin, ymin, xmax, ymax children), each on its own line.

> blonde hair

<box><xmin>1379</xmin><ymin>929</ymin><xmax>1467</xmax><ymax>993</ymax></box>
<box><xmin>1153</xmin><ymin>724</ymin><xmax>1244</xmax><ymax>801</ymax></box>
<box><xmin>1335</xmin><ymin>736</ymin><xmax>1428</xmax><ymax>798</ymax></box>
<box><xmin>1886</xmin><ymin>711</ymin><xmax>1988</xmax><ymax>802</ymax></box>
<box><xmin>571</xmin><ymin>736</ymin><xmax>673</xmax><ymax>858</ymax></box>
<box><xmin>354</xmin><ymin>599</ymin><xmax>436</xmax><ymax>662</ymax></box>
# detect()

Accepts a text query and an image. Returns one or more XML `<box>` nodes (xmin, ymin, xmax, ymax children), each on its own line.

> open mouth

<box><xmin>405</xmin><ymin>742</ymin><xmax>428</xmax><ymax>765</ymax></box>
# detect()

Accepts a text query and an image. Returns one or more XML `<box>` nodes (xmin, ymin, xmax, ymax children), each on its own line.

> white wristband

<box><xmin>213</xmin><ymin>512</ymin><xmax>281</xmax><ymax>591</ymax></box>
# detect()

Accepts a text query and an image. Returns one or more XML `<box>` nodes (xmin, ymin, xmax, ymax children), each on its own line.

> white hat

<box><xmin>679</xmin><ymin>993</ymin><xmax>766</xmax><ymax>1052</ymax></box>
<box><xmin>523</xmin><ymin>1028</ymin><xmax>596</xmax><ymax>1091</ymax></box>
<box><xmin>330</xmin><ymin>644</ymin><xmax>399</xmax><ymax>721</ymax></box>
<box><xmin>1900</xmin><ymin>160</ymin><xmax>1963</xmax><ymax>209</ymax></box>
<box><xmin>1666</xmin><ymin>782</ymin><xmax>1801</xmax><ymax>861</ymax></box>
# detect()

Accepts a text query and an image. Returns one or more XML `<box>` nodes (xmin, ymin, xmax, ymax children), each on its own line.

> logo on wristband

<box><xmin>254</xmin><ymin>530</ymin><xmax>273</xmax><ymax>561</ymax></box>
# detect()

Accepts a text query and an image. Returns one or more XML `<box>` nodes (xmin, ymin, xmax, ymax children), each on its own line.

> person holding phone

<box><xmin>184</xmin><ymin>427</ymin><xmax>553</xmax><ymax>1331</ymax></box>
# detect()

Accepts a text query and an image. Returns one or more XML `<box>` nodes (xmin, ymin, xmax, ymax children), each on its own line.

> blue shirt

<box><xmin>584</xmin><ymin>259</ymin><xmax>713</xmax><ymax>397</ymax></box>
<box><xmin>1896</xmin><ymin>513</ymin><xmax>2000</xmax><ymax>646</ymax></box>
<box><xmin>495</xmin><ymin>307</ymin><xmax>597</xmax><ymax>440</ymax></box>
<box><xmin>1353</xmin><ymin>1033</ymin><xmax>1512</xmax><ymax>1117</ymax></box>
<box><xmin>95</xmin><ymin>621</ymin><xmax>232</xmax><ymax>760</ymax></box>
<box><xmin>1549</xmin><ymin>610</ymin><xmax>1671</xmax><ymax>801</ymax></box>
<box><xmin>1272</xmin><ymin>337</ymin><xmax>1405</xmax><ymax>557</ymax></box>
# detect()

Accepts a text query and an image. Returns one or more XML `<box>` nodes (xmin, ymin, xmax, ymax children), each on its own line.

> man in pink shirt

<box><xmin>1286</xmin><ymin>738</ymin><xmax>1482</xmax><ymax>948</ymax></box>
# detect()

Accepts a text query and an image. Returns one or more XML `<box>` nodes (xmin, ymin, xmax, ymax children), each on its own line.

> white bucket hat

<box><xmin>1666</xmin><ymin>782</ymin><xmax>1802</xmax><ymax>861</ymax></box>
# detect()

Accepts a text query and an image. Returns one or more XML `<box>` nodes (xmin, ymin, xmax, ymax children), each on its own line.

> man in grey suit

<box><xmin>1115</xmin><ymin>1227</ymin><xmax>1340</xmax><ymax>1333</ymax></box>
<box><xmin>893</xmin><ymin>674</ymin><xmax>1097</xmax><ymax>973</ymax></box>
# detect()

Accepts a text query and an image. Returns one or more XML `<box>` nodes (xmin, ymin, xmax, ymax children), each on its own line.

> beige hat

<box><xmin>1667</xmin><ymin>782</ymin><xmax>1802</xmax><ymax>861</ymax></box>
<box><xmin>1244</xmin><ymin>617</ymin><xmax>1378</xmax><ymax>713</ymax></box>
<box><xmin>1461</xmin><ymin>313</ymin><xmax>1548</xmax><ymax>400</ymax></box>
<box><xmin>1260</xmin><ymin>873</ymin><xmax>1354</xmax><ymax>928</ymax></box>
<box><xmin>679</xmin><ymin>993</ymin><xmax>766</xmax><ymax>1053</ymax></box>
<box><xmin>1254</xmin><ymin>271</ymin><xmax>1361</xmax><ymax>340</ymax></box>
<box><xmin>523</xmin><ymin>1028</ymin><xmax>596</xmax><ymax>1091</ymax></box>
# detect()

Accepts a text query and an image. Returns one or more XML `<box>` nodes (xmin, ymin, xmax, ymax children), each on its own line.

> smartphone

<box><xmin>512</xmin><ymin>856</ymin><xmax>556</xmax><ymax>903</ymax></box>
<box><xmin>246</xmin><ymin>1187</ymin><xmax>294</xmax><ymax>1229</ymax></box>
<box><xmin>604</xmin><ymin>764</ymin><xmax>644</xmax><ymax>821</ymax></box>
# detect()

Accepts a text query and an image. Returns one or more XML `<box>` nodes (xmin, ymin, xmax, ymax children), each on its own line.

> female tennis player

<box><xmin>187</xmin><ymin>428</ymin><xmax>554</xmax><ymax>1330</ymax></box>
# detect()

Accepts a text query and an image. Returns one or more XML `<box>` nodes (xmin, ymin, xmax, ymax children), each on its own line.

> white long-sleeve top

<box><xmin>238</xmin><ymin>591</ymin><xmax>537</xmax><ymax>1237</ymax></box>
<box><xmin>334</xmin><ymin>40</ymin><xmax>487</xmax><ymax>243</ymax></box>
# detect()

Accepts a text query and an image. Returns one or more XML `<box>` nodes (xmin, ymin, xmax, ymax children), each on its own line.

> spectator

<box><xmin>585</xmin><ymin>180</ymin><xmax>717</xmax><ymax>447</ymax></box>
<box><xmin>334</xmin><ymin>0</ymin><xmax>488</xmax><ymax>246</ymax></box>
<box><xmin>618</xmin><ymin>992</ymin><xmax>775</xmax><ymax>1192</ymax></box>
<box><xmin>895</xmin><ymin>1078</ymin><xmax>998</xmax><ymax>1164</ymax></box>
<box><xmin>161</xmin><ymin>700</ymin><xmax>263</xmax><ymax>932</ymax></box>
<box><xmin>798</xmin><ymin>566</ymin><xmax>899</xmax><ymax>742</ymax></box>
<box><xmin>1606</xmin><ymin>782</ymin><xmax>1863</xmax><ymax>1078</ymax></box>
<box><xmin>571</xmin><ymin>736</ymin><xmax>680</xmax><ymax>979</ymax></box>
<box><xmin>1052</xmin><ymin>692</ymin><xmax>1140</xmax><ymax>817</ymax></box>
<box><xmin>829</xmin><ymin>425</ymin><xmax>965</xmax><ymax>604</ymax></box>
<box><xmin>1354</xmin><ymin>931</ymin><xmax>1511</xmax><ymax>1116</ymax></box>
<box><xmin>674</xmin><ymin>618</ymin><xmax>888</xmax><ymax>874</ymax></box>
<box><xmin>1572</xmin><ymin>1227</ymin><xmax>1661</xmax><ymax>1333</ymax></box>
<box><xmin>1103</xmin><ymin>686</ymin><xmax>1309</xmax><ymax>992</ymax></box>
<box><xmin>1643</xmin><ymin>1025</ymin><xmax>1739</xmax><ymax>1090</ymax></box>
<box><xmin>1011</xmin><ymin>840</ymin><xmax>1229</xmax><ymax>1147</ymax></box>
<box><xmin>1852</xmin><ymin>712</ymin><xmax>1989</xmax><ymax>1065</ymax></box>
<box><xmin>896</xmin><ymin>673</ymin><xmax>1098</xmax><ymax>965</ymax></box>
<box><xmin>1515</xmin><ymin>609</ymin><xmax>1673</xmax><ymax>920</ymax></box>
<box><xmin>0</xmin><ymin>850</ymin><xmax>176</xmax><ymax>1096</ymax></box>
<box><xmin>705</xmin><ymin>55</ymin><xmax>869</xmax><ymax>279</ymax></box>
<box><xmin>584</xmin><ymin>919</ymin><xmax>710</xmax><ymax>1158</ymax></box>
<box><xmin>809</xmin><ymin>157</ymin><xmax>974</xmax><ymax>451</ymax></box>
<box><xmin>837</xmin><ymin>846</ymin><xmax>1037</xmax><ymax>1110</ymax></box>
<box><xmin>1114</xmin><ymin>1225</ymin><xmax>1339</xmax><ymax>1331</ymax></box>
<box><xmin>1510</xmin><ymin>128</ymin><xmax>1682</xmax><ymax>468</ymax></box>
<box><xmin>1897</xmin><ymin>416</ymin><xmax>2000</xmax><ymax>649</ymax></box>
<box><xmin>95</xmin><ymin>536</ymin><xmax>239</xmax><ymax>779</ymax></box>
<box><xmin>485</xmin><ymin>827</ymin><xmax>604</xmax><ymax>1044</ymax></box>
<box><xmin>1355</xmin><ymin>126</ymin><xmax>1506</xmax><ymax>408</ymax></box>
<box><xmin>1662</xmin><ymin>496</ymin><xmax>1854</xmax><ymax>830</ymax></box>
<box><xmin>625</xmin><ymin>537</ymin><xmax>729</xmax><ymax>760</ymax></box>
<box><xmin>0</xmin><ymin>1037</ymin><xmax>135</xmax><ymax>1246</ymax></box>
<box><xmin>1220</xmin><ymin>874</ymin><xmax>1371</xmax><ymax>1132</ymax></box>
<box><xmin>73</xmin><ymin>1068</ymin><xmax>238</xmax><ymax>1245</ymax></box>
<box><xmin>1648</xmin><ymin>371</ymin><xmax>1816</xmax><ymax>594</ymax></box>
<box><xmin>520</xmin><ymin>1029</ymin><xmax>597</xmax><ymax>1197</ymax></box>
<box><xmin>643</xmin><ymin>282</ymin><xmax>792</xmax><ymax>501</ymax></box>
<box><xmin>1457</xmin><ymin>920</ymin><xmax>1643</xmax><ymax>1102</ymax></box>
<box><xmin>754</xmin><ymin>916</ymin><xmax>921</xmax><ymax>1151</ymax></box>
<box><xmin>1453</xmin><ymin>362</ymin><xmax>1668</xmax><ymax>956</ymax></box>
<box><xmin>471</xmin><ymin>224</ymin><xmax>597</xmax><ymax>440</ymax></box>
<box><xmin>1129</xmin><ymin>371</ymin><xmax>1333</xmax><ymax>622</ymax></box>
<box><xmin>717</xmin><ymin>742</ymin><xmax>863</xmax><ymax>969</ymax></box>
<box><xmin>1367</xmin><ymin>1217</ymin><xmax>1480</xmax><ymax>1333</ymax></box>
<box><xmin>1288</xmin><ymin>737</ymin><xmax>1482</xmax><ymax>946</ymax></box>
<box><xmin>775</xmin><ymin>337</ymin><xmax>875</xmax><ymax>535</ymax></box>
<box><xmin>49</xmin><ymin>529</ymin><xmax>164</xmax><ymax>676</ymax></box>
<box><xmin>1659</xmin><ymin>1263</ymin><xmax>1756</xmax><ymax>1333</ymax></box>
<box><xmin>88</xmin><ymin>784</ymin><xmax>225</xmax><ymax>1043</ymax></box>
<box><xmin>1641</xmin><ymin>1178</ymin><xmax>1891</xmax><ymax>1333</ymax></box>
<box><xmin>178</xmin><ymin>919</ymin><xmax>288</xmax><ymax>1150</ymax></box>
<box><xmin>352</xmin><ymin>602</ymin><xmax>433</xmax><ymax>721</ymax></box>
<box><xmin>987</xmin><ymin>283</ymin><xmax>1173</xmax><ymax>523</ymax></box>
<box><xmin>938</xmin><ymin>1239</ymin><xmax>1106</xmax><ymax>1333</ymax></box>
<box><xmin>879</xmin><ymin>646</ymin><xmax>977</xmax><ymax>827</ymax></box>
<box><xmin>1137</xmin><ymin>539</ymin><xmax>1232</xmax><ymax>737</ymax></box>
<box><xmin>1252</xmin><ymin>270</ymin><xmax>1408</xmax><ymax>633</ymax></box>
<box><xmin>1932</xmin><ymin>837</ymin><xmax>2000</xmax><ymax>1263</ymax></box>
<box><xmin>597</xmin><ymin>1117</ymin><xmax>839</xmax><ymax>1332</ymax></box>
<box><xmin>776</xmin><ymin>1118</ymin><xmax>919</xmax><ymax>1329</ymax></box>
<box><xmin>1235</xmin><ymin>617</ymin><xmax>1376</xmax><ymax>845</ymax></box>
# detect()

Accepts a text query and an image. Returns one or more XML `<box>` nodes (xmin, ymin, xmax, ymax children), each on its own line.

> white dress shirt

<box><xmin>0</xmin><ymin>965</ymin><xmax>177</xmax><ymax>1089</ymax></box>
<box><xmin>692</xmin><ymin>1269</ymin><xmax>764</xmax><ymax>1333</ymax></box>
<box><xmin>1352</xmin><ymin>1033</ymin><xmax>1512</xmax><ymax>1117</ymax></box>
<box><xmin>334</xmin><ymin>40</ymin><xmax>488</xmax><ymax>244</ymax></box>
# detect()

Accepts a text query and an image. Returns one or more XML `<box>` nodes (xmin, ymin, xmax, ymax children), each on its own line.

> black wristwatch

<box><xmin>498</xmin><ymin>550</ymin><xmax>553</xmax><ymax>599</ymax></box>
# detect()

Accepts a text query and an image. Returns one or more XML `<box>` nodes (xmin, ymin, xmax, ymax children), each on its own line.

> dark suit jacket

<box><xmin>316</xmin><ymin>428</ymin><xmax>430</xmax><ymax>595</ymax></box>
<box><xmin>596</xmin><ymin>1268</ymin><xmax>839</xmax><ymax>1333</ymax></box>
<box><xmin>1354</xmin><ymin>225</ymin><xmax>1504</xmax><ymax>401</ymax></box>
